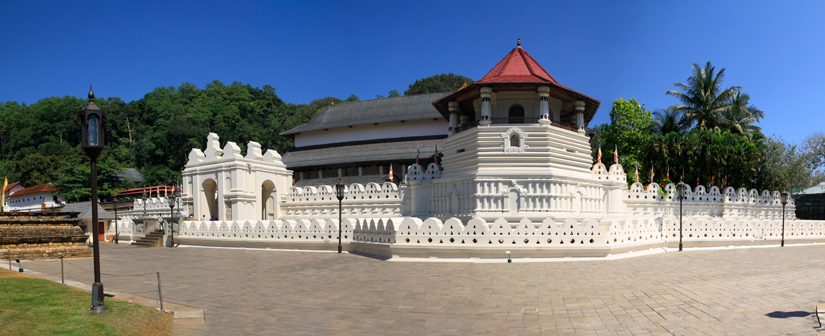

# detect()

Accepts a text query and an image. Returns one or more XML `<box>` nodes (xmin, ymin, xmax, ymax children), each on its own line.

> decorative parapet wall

<box><xmin>625</xmin><ymin>182</ymin><xmax>795</xmax><ymax>219</ymax></box>
<box><xmin>175</xmin><ymin>215</ymin><xmax>825</xmax><ymax>259</ymax></box>
<box><xmin>281</xmin><ymin>182</ymin><xmax>403</xmax><ymax>219</ymax></box>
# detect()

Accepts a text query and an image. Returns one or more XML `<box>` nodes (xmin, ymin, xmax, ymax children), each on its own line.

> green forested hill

<box><xmin>0</xmin><ymin>75</ymin><xmax>469</xmax><ymax>201</ymax></box>
<box><xmin>0</xmin><ymin>81</ymin><xmax>327</xmax><ymax>201</ymax></box>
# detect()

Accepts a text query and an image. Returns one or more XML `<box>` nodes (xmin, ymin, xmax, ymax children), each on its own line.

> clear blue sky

<box><xmin>2</xmin><ymin>0</ymin><xmax>823</xmax><ymax>143</ymax></box>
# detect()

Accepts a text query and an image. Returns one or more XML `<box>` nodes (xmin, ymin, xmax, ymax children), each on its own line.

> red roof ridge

<box><xmin>9</xmin><ymin>184</ymin><xmax>55</xmax><ymax>198</ymax></box>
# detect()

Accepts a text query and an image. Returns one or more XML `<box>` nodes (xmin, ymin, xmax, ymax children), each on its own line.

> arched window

<box><xmin>502</xmin><ymin>127</ymin><xmax>527</xmax><ymax>153</ymax></box>
<box><xmin>508</xmin><ymin>104</ymin><xmax>525</xmax><ymax>124</ymax></box>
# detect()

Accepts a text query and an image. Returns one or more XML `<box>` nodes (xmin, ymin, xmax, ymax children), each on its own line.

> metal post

<box><xmin>679</xmin><ymin>185</ymin><xmax>683</xmax><ymax>252</ymax></box>
<box><xmin>156</xmin><ymin>271</ymin><xmax>164</xmax><ymax>311</ymax></box>
<box><xmin>113</xmin><ymin>199</ymin><xmax>118</xmax><ymax>244</ymax></box>
<box><xmin>337</xmin><ymin>198</ymin><xmax>343</xmax><ymax>254</ymax></box>
<box><xmin>90</xmin><ymin>157</ymin><xmax>106</xmax><ymax>313</ymax></box>
<box><xmin>781</xmin><ymin>203</ymin><xmax>786</xmax><ymax>247</ymax></box>
<box><xmin>60</xmin><ymin>255</ymin><xmax>65</xmax><ymax>285</ymax></box>
<box><xmin>169</xmin><ymin>203</ymin><xmax>174</xmax><ymax>248</ymax></box>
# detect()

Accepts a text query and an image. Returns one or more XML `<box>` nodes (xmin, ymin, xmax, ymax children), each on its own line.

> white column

<box><xmin>480</xmin><ymin>87</ymin><xmax>492</xmax><ymax>126</ymax></box>
<box><xmin>448</xmin><ymin>101</ymin><xmax>459</xmax><ymax>135</ymax></box>
<box><xmin>537</xmin><ymin>86</ymin><xmax>551</xmax><ymax>125</ymax></box>
<box><xmin>575</xmin><ymin>101</ymin><xmax>586</xmax><ymax>132</ymax></box>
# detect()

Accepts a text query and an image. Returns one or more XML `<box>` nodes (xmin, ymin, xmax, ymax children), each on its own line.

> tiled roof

<box><xmin>282</xmin><ymin>93</ymin><xmax>447</xmax><ymax>135</ymax></box>
<box><xmin>2</xmin><ymin>181</ymin><xmax>21</xmax><ymax>194</ymax></box>
<box><xmin>282</xmin><ymin>138</ymin><xmax>445</xmax><ymax>169</ymax></box>
<box><xmin>9</xmin><ymin>184</ymin><xmax>55</xmax><ymax>198</ymax></box>
<box><xmin>478</xmin><ymin>45</ymin><xmax>559</xmax><ymax>84</ymax></box>
<box><xmin>60</xmin><ymin>201</ymin><xmax>116</xmax><ymax>220</ymax></box>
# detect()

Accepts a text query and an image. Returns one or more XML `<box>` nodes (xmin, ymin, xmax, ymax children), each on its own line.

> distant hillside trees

<box><xmin>404</xmin><ymin>73</ymin><xmax>473</xmax><ymax>95</ymax></box>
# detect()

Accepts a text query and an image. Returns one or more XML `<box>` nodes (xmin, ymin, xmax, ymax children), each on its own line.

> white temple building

<box><xmin>172</xmin><ymin>41</ymin><xmax>825</xmax><ymax>260</ymax></box>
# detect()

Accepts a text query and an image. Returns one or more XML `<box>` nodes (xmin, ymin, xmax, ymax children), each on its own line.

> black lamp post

<box><xmin>113</xmin><ymin>197</ymin><xmax>119</xmax><ymax>244</ymax></box>
<box><xmin>677</xmin><ymin>181</ymin><xmax>685</xmax><ymax>252</ymax></box>
<box><xmin>780</xmin><ymin>191</ymin><xmax>788</xmax><ymax>247</ymax></box>
<box><xmin>167</xmin><ymin>184</ymin><xmax>178</xmax><ymax>248</ymax></box>
<box><xmin>335</xmin><ymin>180</ymin><xmax>345</xmax><ymax>254</ymax></box>
<box><xmin>79</xmin><ymin>86</ymin><xmax>107</xmax><ymax>313</ymax></box>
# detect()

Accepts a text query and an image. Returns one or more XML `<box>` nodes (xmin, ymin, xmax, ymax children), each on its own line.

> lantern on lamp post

<box><xmin>78</xmin><ymin>86</ymin><xmax>107</xmax><ymax>313</ymax></box>
<box><xmin>780</xmin><ymin>191</ymin><xmax>788</xmax><ymax>247</ymax></box>
<box><xmin>335</xmin><ymin>180</ymin><xmax>345</xmax><ymax>254</ymax></box>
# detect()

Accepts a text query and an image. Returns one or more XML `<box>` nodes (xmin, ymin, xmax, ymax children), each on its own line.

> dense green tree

<box><xmin>404</xmin><ymin>73</ymin><xmax>473</xmax><ymax>95</ymax></box>
<box><xmin>722</xmin><ymin>92</ymin><xmax>764</xmax><ymax>136</ymax></box>
<box><xmin>666</xmin><ymin>61</ymin><xmax>739</xmax><ymax>130</ymax></box>
<box><xmin>595</xmin><ymin>98</ymin><xmax>655</xmax><ymax>181</ymax></box>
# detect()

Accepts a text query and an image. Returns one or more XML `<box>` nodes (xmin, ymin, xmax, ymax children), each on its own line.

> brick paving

<box><xmin>18</xmin><ymin>244</ymin><xmax>825</xmax><ymax>335</ymax></box>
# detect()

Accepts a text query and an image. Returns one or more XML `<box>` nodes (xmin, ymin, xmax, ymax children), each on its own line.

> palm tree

<box><xmin>652</xmin><ymin>109</ymin><xmax>688</xmax><ymax>134</ymax></box>
<box><xmin>722</xmin><ymin>91</ymin><xmax>764</xmax><ymax>136</ymax></box>
<box><xmin>666</xmin><ymin>61</ymin><xmax>739</xmax><ymax>130</ymax></box>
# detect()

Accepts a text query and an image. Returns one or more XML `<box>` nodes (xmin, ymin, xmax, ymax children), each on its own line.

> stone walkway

<box><xmin>18</xmin><ymin>244</ymin><xmax>825</xmax><ymax>335</ymax></box>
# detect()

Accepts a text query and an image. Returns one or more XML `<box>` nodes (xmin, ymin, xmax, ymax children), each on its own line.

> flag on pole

<box><xmin>613</xmin><ymin>146</ymin><xmax>619</xmax><ymax>164</ymax></box>
<box><xmin>388</xmin><ymin>164</ymin><xmax>394</xmax><ymax>183</ymax></box>
<box><xmin>597</xmin><ymin>145</ymin><xmax>602</xmax><ymax>164</ymax></box>
<box><xmin>1</xmin><ymin>176</ymin><xmax>7</xmax><ymax>210</ymax></box>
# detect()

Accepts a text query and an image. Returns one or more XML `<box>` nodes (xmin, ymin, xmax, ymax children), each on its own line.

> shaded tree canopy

<box><xmin>404</xmin><ymin>73</ymin><xmax>473</xmax><ymax>95</ymax></box>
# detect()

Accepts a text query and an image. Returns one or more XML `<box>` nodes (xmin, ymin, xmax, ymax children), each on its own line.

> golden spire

<box><xmin>88</xmin><ymin>85</ymin><xmax>95</xmax><ymax>101</ymax></box>
<box><xmin>517</xmin><ymin>36</ymin><xmax>521</xmax><ymax>48</ymax></box>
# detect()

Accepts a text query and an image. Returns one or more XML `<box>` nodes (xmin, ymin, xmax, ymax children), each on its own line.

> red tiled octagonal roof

<box><xmin>477</xmin><ymin>45</ymin><xmax>559</xmax><ymax>84</ymax></box>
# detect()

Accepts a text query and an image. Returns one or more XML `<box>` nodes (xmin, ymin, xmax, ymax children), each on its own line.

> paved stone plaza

<box><xmin>19</xmin><ymin>244</ymin><xmax>825</xmax><ymax>335</ymax></box>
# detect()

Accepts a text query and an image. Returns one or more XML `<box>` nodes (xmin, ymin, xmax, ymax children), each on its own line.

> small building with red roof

<box><xmin>5</xmin><ymin>183</ymin><xmax>65</xmax><ymax>212</ymax></box>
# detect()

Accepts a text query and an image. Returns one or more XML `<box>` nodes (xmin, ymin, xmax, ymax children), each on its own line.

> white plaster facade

<box><xmin>172</xmin><ymin>43</ymin><xmax>824</xmax><ymax>259</ymax></box>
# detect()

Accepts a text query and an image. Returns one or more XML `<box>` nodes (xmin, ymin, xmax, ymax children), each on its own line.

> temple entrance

<box><xmin>261</xmin><ymin>180</ymin><xmax>276</xmax><ymax>220</ymax></box>
<box><xmin>202</xmin><ymin>178</ymin><xmax>218</xmax><ymax>220</ymax></box>
<box><xmin>508</xmin><ymin>104</ymin><xmax>525</xmax><ymax>124</ymax></box>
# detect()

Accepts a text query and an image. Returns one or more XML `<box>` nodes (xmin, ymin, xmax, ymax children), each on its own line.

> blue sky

<box><xmin>1</xmin><ymin>0</ymin><xmax>823</xmax><ymax>143</ymax></box>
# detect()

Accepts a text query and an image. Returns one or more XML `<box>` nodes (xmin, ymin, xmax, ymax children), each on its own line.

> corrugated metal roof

<box><xmin>796</xmin><ymin>182</ymin><xmax>825</xmax><ymax>195</ymax></box>
<box><xmin>282</xmin><ymin>93</ymin><xmax>447</xmax><ymax>135</ymax></box>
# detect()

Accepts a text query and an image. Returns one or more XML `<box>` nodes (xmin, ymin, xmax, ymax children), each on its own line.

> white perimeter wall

<box><xmin>294</xmin><ymin>119</ymin><xmax>447</xmax><ymax>148</ymax></box>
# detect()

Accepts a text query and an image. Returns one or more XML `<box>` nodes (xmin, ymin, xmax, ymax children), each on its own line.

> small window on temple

<box><xmin>510</xmin><ymin>133</ymin><xmax>520</xmax><ymax>147</ymax></box>
<box><xmin>508</xmin><ymin>104</ymin><xmax>525</xmax><ymax>124</ymax></box>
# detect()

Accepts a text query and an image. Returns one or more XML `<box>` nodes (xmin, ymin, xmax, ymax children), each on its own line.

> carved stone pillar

<box><xmin>448</xmin><ymin>101</ymin><xmax>459</xmax><ymax>135</ymax></box>
<box><xmin>575</xmin><ymin>101</ymin><xmax>586</xmax><ymax>132</ymax></box>
<box><xmin>480</xmin><ymin>87</ymin><xmax>492</xmax><ymax>126</ymax></box>
<box><xmin>537</xmin><ymin>86</ymin><xmax>551</xmax><ymax>125</ymax></box>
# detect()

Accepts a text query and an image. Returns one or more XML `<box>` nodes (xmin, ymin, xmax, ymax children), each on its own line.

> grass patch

<box><xmin>0</xmin><ymin>269</ymin><xmax>172</xmax><ymax>336</ymax></box>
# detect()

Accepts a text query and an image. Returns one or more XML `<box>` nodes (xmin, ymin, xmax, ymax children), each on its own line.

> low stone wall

<box><xmin>177</xmin><ymin>216</ymin><xmax>825</xmax><ymax>260</ymax></box>
<box><xmin>0</xmin><ymin>212</ymin><xmax>90</xmax><ymax>259</ymax></box>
